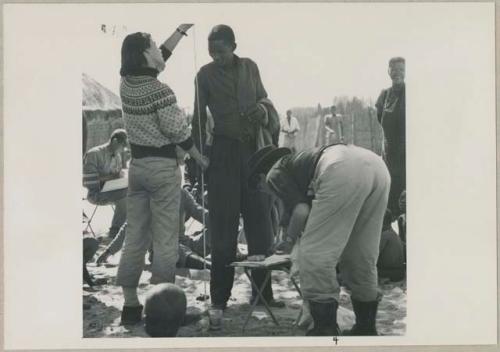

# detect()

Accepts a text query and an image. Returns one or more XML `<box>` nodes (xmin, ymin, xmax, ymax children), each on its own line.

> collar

<box><xmin>127</xmin><ymin>67</ymin><xmax>159</xmax><ymax>78</ymax></box>
<box><xmin>220</xmin><ymin>55</ymin><xmax>240</xmax><ymax>70</ymax></box>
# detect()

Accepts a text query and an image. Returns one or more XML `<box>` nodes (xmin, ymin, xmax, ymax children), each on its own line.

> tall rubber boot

<box><xmin>306</xmin><ymin>300</ymin><xmax>340</xmax><ymax>336</ymax></box>
<box><xmin>344</xmin><ymin>299</ymin><xmax>379</xmax><ymax>336</ymax></box>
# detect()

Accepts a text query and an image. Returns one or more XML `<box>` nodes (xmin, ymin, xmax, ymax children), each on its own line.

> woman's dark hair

<box><xmin>120</xmin><ymin>32</ymin><xmax>151</xmax><ymax>76</ymax></box>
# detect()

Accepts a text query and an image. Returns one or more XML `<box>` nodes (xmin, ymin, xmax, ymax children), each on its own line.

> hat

<box><xmin>248</xmin><ymin>145</ymin><xmax>291</xmax><ymax>186</ymax></box>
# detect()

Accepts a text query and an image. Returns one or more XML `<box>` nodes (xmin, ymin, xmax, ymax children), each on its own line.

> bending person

<box><xmin>248</xmin><ymin>143</ymin><xmax>390</xmax><ymax>336</ymax></box>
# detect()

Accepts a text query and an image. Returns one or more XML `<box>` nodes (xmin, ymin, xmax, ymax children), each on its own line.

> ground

<box><xmin>83</xmin><ymin>199</ymin><xmax>406</xmax><ymax>338</ymax></box>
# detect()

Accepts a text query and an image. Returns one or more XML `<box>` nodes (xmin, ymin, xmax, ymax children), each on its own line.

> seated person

<box><xmin>83</xmin><ymin>129</ymin><xmax>129</xmax><ymax>238</ymax></box>
<box><xmin>377</xmin><ymin>209</ymin><xmax>406</xmax><ymax>281</ymax></box>
<box><xmin>96</xmin><ymin>187</ymin><xmax>212</xmax><ymax>270</ymax></box>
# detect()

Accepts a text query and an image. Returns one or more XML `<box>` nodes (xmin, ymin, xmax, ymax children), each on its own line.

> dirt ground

<box><xmin>83</xmin><ymin>202</ymin><xmax>406</xmax><ymax>338</ymax></box>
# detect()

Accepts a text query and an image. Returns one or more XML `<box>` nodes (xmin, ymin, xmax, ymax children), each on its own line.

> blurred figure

<box><xmin>324</xmin><ymin>105</ymin><xmax>341</xmax><ymax>144</ymax></box>
<box><xmin>281</xmin><ymin>109</ymin><xmax>300</xmax><ymax>153</ymax></box>
<box><xmin>377</xmin><ymin>209</ymin><xmax>405</xmax><ymax>282</ymax></box>
<box><xmin>83</xmin><ymin>129</ymin><xmax>129</xmax><ymax>238</ymax></box>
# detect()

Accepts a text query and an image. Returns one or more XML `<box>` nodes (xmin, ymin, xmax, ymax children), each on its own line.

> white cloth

<box><xmin>281</xmin><ymin>116</ymin><xmax>300</xmax><ymax>134</ymax></box>
<box><xmin>281</xmin><ymin>116</ymin><xmax>300</xmax><ymax>149</ymax></box>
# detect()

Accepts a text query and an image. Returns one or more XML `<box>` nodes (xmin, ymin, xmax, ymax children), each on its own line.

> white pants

<box><xmin>116</xmin><ymin>157</ymin><xmax>181</xmax><ymax>287</ymax></box>
<box><xmin>298</xmin><ymin>145</ymin><xmax>390</xmax><ymax>303</ymax></box>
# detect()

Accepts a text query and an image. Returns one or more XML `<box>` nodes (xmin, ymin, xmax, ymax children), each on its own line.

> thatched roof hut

<box><xmin>82</xmin><ymin>73</ymin><xmax>124</xmax><ymax>152</ymax></box>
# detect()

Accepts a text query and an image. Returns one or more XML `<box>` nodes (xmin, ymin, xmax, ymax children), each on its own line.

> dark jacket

<box><xmin>266</xmin><ymin>145</ymin><xmax>339</xmax><ymax>226</ymax></box>
<box><xmin>192</xmin><ymin>55</ymin><xmax>269</xmax><ymax>145</ymax></box>
<box><xmin>375</xmin><ymin>84</ymin><xmax>405</xmax><ymax>168</ymax></box>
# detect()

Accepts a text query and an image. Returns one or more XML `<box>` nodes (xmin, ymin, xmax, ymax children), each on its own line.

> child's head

<box><xmin>144</xmin><ymin>283</ymin><xmax>186</xmax><ymax>337</ymax></box>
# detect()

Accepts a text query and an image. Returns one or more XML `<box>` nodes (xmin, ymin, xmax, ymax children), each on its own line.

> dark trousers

<box><xmin>386</xmin><ymin>152</ymin><xmax>406</xmax><ymax>219</ymax></box>
<box><xmin>208</xmin><ymin>136</ymin><xmax>275</xmax><ymax>307</ymax></box>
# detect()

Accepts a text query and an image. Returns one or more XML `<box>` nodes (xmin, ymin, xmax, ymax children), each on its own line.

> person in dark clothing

<box><xmin>377</xmin><ymin>209</ymin><xmax>405</xmax><ymax>282</ymax></box>
<box><xmin>192</xmin><ymin>24</ymin><xmax>281</xmax><ymax>330</ymax></box>
<box><xmin>376</xmin><ymin>57</ymin><xmax>405</xmax><ymax>218</ymax></box>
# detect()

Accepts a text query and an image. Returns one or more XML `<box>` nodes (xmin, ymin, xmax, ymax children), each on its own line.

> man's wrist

<box><xmin>176</xmin><ymin>28</ymin><xmax>187</xmax><ymax>36</ymax></box>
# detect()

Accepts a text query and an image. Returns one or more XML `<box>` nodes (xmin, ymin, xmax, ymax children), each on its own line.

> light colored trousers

<box><xmin>298</xmin><ymin>145</ymin><xmax>390</xmax><ymax>303</ymax></box>
<box><xmin>116</xmin><ymin>157</ymin><xmax>181</xmax><ymax>287</ymax></box>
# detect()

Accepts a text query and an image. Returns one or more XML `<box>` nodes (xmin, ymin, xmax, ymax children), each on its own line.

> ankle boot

<box><xmin>344</xmin><ymin>299</ymin><xmax>379</xmax><ymax>336</ymax></box>
<box><xmin>306</xmin><ymin>300</ymin><xmax>340</xmax><ymax>336</ymax></box>
<box><xmin>120</xmin><ymin>304</ymin><xmax>143</xmax><ymax>325</ymax></box>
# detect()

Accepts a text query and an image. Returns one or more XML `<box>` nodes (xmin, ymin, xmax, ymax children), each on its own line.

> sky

<box><xmin>81</xmin><ymin>3</ymin><xmax>418</xmax><ymax>115</ymax></box>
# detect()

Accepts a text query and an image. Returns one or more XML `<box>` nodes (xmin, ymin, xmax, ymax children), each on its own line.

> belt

<box><xmin>130</xmin><ymin>143</ymin><xmax>177</xmax><ymax>159</ymax></box>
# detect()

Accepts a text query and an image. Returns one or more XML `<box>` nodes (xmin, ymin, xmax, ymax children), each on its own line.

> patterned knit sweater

<box><xmin>120</xmin><ymin>72</ymin><xmax>193</xmax><ymax>152</ymax></box>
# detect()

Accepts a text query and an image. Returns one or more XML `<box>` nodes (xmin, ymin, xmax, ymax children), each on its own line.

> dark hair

<box><xmin>120</xmin><ymin>32</ymin><xmax>151</xmax><ymax>77</ymax></box>
<box><xmin>389</xmin><ymin>57</ymin><xmax>405</xmax><ymax>68</ymax></box>
<box><xmin>208</xmin><ymin>24</ymin><xmax>236</xmax><ymax>46</ymax></box>
<box><xmin>110</xmin><ymin>128</ymin><xmax>128</xmax><ymax>145</ymax></box>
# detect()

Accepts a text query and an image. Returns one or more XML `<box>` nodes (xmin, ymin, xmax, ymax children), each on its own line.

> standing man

<box><xmin>376</xmin><ymin>57</ymin><xmax>405</xmax><ymax>218</ymax></box>
<box><xmin>281</xmin><ymin>109</ymin><xmax>300</xmax><ymax>153</ymax></box>
<box><xmin>83</xmin><ymin>129</ymin><xmax>129</xmax><ymax>238</ymax></box>
<box><xmin>192</xmin><ymin>24</ymin><xmax>282</xmax><ymax>330</ymax></box>
<box><xmin>324</xmin><ymin>105</ymin><xmax>340</xmax><ymax>144</ymax></box>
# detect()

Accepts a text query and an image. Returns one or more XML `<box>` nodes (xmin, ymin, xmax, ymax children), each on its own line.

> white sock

<box><xmin>122</xmin><ymin>287</ymin><xmax>140</xmax><ymax>307</ymax></box>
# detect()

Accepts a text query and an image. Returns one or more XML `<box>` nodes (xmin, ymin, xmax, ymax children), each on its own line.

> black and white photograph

<box><xmin>81</xmin><ymin>8</ymin><xmax>407</xmax><ymax>338</ymax></box>
<box><xmin>3</xmin><ymin>1</ymin><xmax>497</xmax><ymax>350</ymax></box>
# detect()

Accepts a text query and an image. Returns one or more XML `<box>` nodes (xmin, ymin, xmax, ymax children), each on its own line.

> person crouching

<box><xmin>248</xmin><ymin>143</ymin><xmax>390</xmax><ymax>336</ymax></box>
